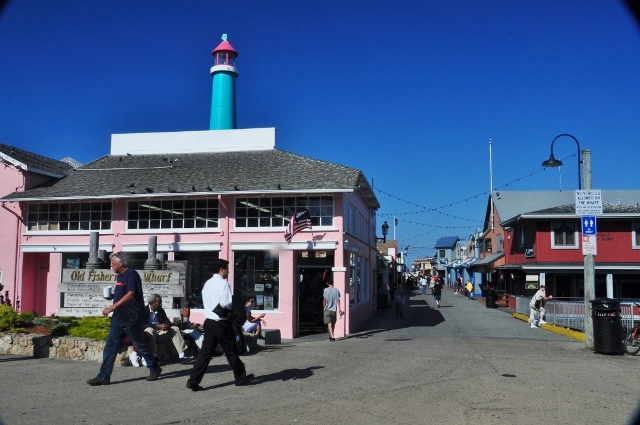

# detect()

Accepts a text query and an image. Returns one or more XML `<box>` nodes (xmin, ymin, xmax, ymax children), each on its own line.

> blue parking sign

<box><xmin>581</xmin><ymin>216</ymin><xmax>597</xmax><ymax>235</ymax></box>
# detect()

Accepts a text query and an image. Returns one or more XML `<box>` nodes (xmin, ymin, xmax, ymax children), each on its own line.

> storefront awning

<box><xmin>471</xmin><ymin>252</ymin><xmax>504</xmax><ymax>267</ymax></box>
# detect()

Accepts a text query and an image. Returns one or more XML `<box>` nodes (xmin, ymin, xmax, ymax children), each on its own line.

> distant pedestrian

<box><xmin>323</xmin><ymin>275</ymin><xmax>344</xmax><ymax>341</ymax></box>
<box><xmin>456</xmin><ymin>275</ymin><xmax>463</xmax><ymax>294</ymax></box>
<box><xmin>432</xmin><ymin>279</ymin><xmax>443</xmax><ymax>308</ymax></box>
<box><xmin>465</xmin><ymin>281</ymin><xmax>473</xmax><ymax>300</ymax></box>
<box><xmin>87</xmin><ymin>252</ymin><xmax>161</xmax><ymax>386</ymax></box>
<box><xmin>394</xmin><ymin>283</ymin><xmax>406</xmax><ymax>318</ymax></box>
<box><xmin>186</xmin><ymin>259</ymin><xmax>252</xmax><ymax>391</ymax></box>
<box><xmin>420</xmin><ymin>276</ymin><xmax>428</xmax><ymax>295</ymax></box>
<box><xmin>529</xmin><ymin>285</ymin><xmax>553</xmax><ymax>328</ymax></box>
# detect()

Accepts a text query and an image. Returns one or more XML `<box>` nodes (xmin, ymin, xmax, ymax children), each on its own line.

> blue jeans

<box><xmin>421</xmin><ymin>286</ymin><xmax>426</xmax><ymax>294</ymax></box>
<box><xmin>98</xmin><ymin>318</ymin><xmax>160</xmax><ymax>380</ymax></box>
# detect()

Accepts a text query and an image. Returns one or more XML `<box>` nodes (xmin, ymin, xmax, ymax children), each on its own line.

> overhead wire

<box><xmin>375</xmin><ymin>152</ymin><xmax>578</xmax><ymax>246</ymax></box>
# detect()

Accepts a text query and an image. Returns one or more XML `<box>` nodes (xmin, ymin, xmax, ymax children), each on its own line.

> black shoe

<box><xmin>87</xmin><ymin>376</ymin><xmax>110</xmax><ymax>386</ymax></box>
<box><xmin>180</xmin><ymin>356</ymin><xmax>196</xmax><ymax>365</ymax></box>
<box><xmin>235</xmin><ymin>373</ymin><xmax>254</xmax><ymax>386</ymax></box>
<box><xmin>146</xmin><ymin>367</ymin><xmax>162</xmax><ymax>381</ymax></box>
<box><xmin>186</xmin><ymin>382</ymin><xmax>203</xmax><ymax>391</ymax></box>
<box><xmin>329</xmin><ymin>337</ymin><xmax>335</xmax><ymax>341</ymax></box>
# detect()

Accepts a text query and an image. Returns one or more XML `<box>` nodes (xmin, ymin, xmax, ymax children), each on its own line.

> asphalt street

<box><xmin>1</xmin><ymin>286</ymin><xmax>639</xmax><ymax>425</ymax></box>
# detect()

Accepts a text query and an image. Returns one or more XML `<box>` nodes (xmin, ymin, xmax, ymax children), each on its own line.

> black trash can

<box><xmin>590</xmin><ymin>298</ymin><xmax>624</xmax><ymax>354</ymax></box>
<box><xmin>485</xmin><ymin>290</ymin><xmax>496</xmax><ymax>308</ymax></box>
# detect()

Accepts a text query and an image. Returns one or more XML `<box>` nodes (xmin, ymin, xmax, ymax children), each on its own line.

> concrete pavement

<box><xmin>1</xmin><ymin>286</ymin><xmax>639</xmax><ymax>425</ymax></box>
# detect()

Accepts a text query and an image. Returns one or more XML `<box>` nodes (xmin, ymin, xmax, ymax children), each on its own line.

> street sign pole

<box><xmin>582</xmin><ymin>149</ymin><xmax>596</xmax><ymax>351</ymax></box>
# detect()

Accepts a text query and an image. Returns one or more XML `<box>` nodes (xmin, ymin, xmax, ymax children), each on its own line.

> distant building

<box><xmin>473</xmin><ymin>190</ymin><xmax>640</xmax><ymax>306</ymax></box>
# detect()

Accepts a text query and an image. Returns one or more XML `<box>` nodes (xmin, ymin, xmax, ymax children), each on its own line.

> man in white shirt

<box><xmin>420</xmin><ymin>275</ymin><xmax>427</xmax><ymax>295</ymax></box>
<box><xmin>186</xmin><ymin>259</ymin><xmax>253</xmax><ymax>391</ymax></box>
<box><xmin>529</xmin><ymin>285</ymin><xmax>553</xmax><ymax>328</ymax></box>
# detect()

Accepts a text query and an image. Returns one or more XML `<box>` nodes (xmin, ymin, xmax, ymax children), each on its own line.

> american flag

<box><xmin>284</xmin><ymin>209</ymin><xmax>312</xmax><ymax>243</ymax></box>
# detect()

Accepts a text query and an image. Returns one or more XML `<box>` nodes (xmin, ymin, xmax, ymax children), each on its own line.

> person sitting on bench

<box><xmin>137</xmin><ymin>294</ymin><xmax>190</xmax><ymax>363</ymax></box>
<box><xmin>242</xmin><ymin>296</ymin><xmax>266</xmax><ymax>336</ymax></box>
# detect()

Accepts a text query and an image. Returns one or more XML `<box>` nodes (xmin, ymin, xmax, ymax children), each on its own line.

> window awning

<box><xmin>471</xmin><ymin>252</ymin><xmax>505</xmax><ymax>267</ymax></box>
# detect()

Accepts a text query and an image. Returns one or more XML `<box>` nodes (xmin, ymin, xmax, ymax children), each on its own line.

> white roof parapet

<box><xmin>110</xmin><ymin>128</ymin><xmax>276</xmax><ymax>156</ymax></box>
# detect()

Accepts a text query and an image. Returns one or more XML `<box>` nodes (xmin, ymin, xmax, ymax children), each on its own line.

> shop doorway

<box><xmin>296</xmin><ymin>250</ymin><xmax>334</xmax><ymax>337</ymax></box>
<box><xmin>297</xmin><ymin>266</ymin><xmax>328</xmax><ymax>336</ymax></box>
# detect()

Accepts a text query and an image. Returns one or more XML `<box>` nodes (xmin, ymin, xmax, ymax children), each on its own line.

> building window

<box><xmin>520</xmin><ymin>223</ymin><xmax>536</xmax><ymax>248</ymax></box>
<box><xmin>27</xmin><ymin>202</ymin><xmax>112</xmax><ymax>231</ymax></box>
<box><xmin>633</xmin><ymin>222</ymin><xmax>640</xmax><ymax>248</ymax></box>
<box><xmin>349</xmin><ymin>253</ymin><xmax>370</xmax><ymax>306</ymax></box>
<box><xmin>233</xmin><ymin>251</ymin><xmax>279</xmax><ymax>310</ymax></box>
<box><xmin>485</xmin><ymin>238</ymin><xmax>493</xmax><ymax>253</ymax></box>
<box><xmin>552</xmin><ymin>221</ymin><xmax>578</xmax><ymax>248</ymax></box>
<box><xmin>174</xmin><ymin>251</ymin><xmax>219</xmax><ymax>309</ymax></box>
<box><xmin>235</xmin><ymin>196</ymin><xmax>333</xmax><ymax>228</ymax></box>
<box><xmin>127</xmin><ymin>199</ymin><xmax>218</xmax><ymax>230</ymax></box>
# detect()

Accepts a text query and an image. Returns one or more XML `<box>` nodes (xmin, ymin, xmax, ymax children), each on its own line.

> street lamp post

<box><xmin>541</xmin><ymin>133</ymin><xmax>582</xmax><ymax>190</ymax></box>
<box><xmin>542</xmin><ymin>134</ymin><xmax>595</xmax><ymax>350</ymax></box>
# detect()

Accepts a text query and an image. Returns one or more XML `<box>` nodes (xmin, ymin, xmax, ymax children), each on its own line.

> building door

<box><xmin>21</xmin><ymin>253</ymin><xmax>49</xmax><ymax>315</ymax></box>
<box><xmin>296</xmin><ymin>251</ymin><xmax>334</xmax><ymax>337</ymax></box>
<box><xmin>297</xmin><ymin>267</ymin><xmax>327</xmax><ymax>336</ymax></box>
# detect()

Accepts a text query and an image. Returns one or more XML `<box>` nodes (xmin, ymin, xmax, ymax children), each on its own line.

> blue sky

<box><xmin>1</xmin><ymin>0</ymin><xmax>639</xmax><ymax>263</ymax></box>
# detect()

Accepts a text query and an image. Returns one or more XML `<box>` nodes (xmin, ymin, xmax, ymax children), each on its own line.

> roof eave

<box><xmin>1</xmin><ymin>188</ymin><xmax>354</xmax><ymax>203</ymax></box>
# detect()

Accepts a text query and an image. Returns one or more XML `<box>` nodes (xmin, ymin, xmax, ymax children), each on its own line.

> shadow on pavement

<box><xmin>355</xmin><ymin>292</ymin><xmax>445</xmax><ymax>335</ymax></box>
<box><xmin>0</xmin><ymin>356</ymin><xmax>37</xmax><ymax>363</ymax></box>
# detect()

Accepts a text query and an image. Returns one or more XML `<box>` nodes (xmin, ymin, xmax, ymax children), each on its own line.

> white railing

<box><xmin>515</xmin><ymin>296</ymin><xmax>639</xmax><ymax>332</ymax></box>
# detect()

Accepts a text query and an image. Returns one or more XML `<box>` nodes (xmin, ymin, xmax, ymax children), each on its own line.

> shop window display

<box><xmin>233</xmin><ymin>250</ymin><xmax>279</xmax><ymax>310</ymax></box>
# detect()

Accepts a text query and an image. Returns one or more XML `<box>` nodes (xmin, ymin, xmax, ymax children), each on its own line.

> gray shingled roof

<box><xmin>527</xmin><ymin>203</ymin><xmax>640</xmax><ymax>215</ymax></box>
<box><xmin>1</xmin><ymin>149</ymin><xmax>380</xmax><ymax>209</ymax></box>
<box><xmin>491</xmin><ymin>190</ymin><xmax>640</xmax><ymax>225</ymax></box>
<box><xmin>0</xmin><ymin>143</ymin><xmax>74</xmax><ymax>177</ymax></box>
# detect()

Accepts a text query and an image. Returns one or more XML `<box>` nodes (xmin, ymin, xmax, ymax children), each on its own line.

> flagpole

<box><xmin>489</xmin><ymin>138</ymin><xmax>494</xmax><ymax>230</ymax></box>
<box><xmin>393</xmin><ymin>215</ymin><xmax>396</xmax><ymax>241</ymax></box>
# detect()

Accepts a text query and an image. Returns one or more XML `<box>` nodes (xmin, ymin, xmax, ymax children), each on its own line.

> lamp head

<box><xmin>542</xmin><ymin>153</ymin><xmax>563</xmax><ymax>168</ymax></box>
<box><xmin>381</xmin><ymin>221</ymin><xmax>389</xmax><ymax>236</ymax></box>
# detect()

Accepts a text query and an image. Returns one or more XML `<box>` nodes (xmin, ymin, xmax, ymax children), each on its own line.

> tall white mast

<box><xmin>489</xmin><ymin>139</ymin><xmax>494</xmax><ymax>230</ymax></box>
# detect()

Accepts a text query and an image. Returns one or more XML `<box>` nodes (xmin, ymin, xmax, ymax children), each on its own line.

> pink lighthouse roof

<box><xmin>212</xmin><ymin>38</ymin><xmax>238</xmax><ymax>57</ymax></box>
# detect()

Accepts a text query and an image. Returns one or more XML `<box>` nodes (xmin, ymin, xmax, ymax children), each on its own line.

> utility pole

<box><xmin>583</xmin><ymin>149</ymin><xmax>595</xmax><ymax>350</ymax></box>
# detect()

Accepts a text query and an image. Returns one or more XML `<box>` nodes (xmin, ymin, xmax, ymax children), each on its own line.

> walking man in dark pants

<box><xmin>186</xmin><ymin>259</ymin><xmax>253</xmax><ymax>391</ymax></box>
<box><xmin>87</xmin><ymin>251</ymin><xmax>161</xmax><ymax>386</ymax></box>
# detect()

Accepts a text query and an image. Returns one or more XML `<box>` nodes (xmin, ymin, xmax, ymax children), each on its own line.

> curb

<box><xmin>513</xmin><ymin>312</ymin><xmax>586</xmax><ymax>342</ymax></box>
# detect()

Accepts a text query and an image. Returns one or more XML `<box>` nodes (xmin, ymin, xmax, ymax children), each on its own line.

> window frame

<box><xmin>26</xmin><ymin>202</ymin><xmax>112</xmax><ymax>233</ymax></box>
<box><xmin>551</xmin><ymin>220</ymin><xmax>579</xmax><ymax>249</ymax></box>
<box><xmin>235</xmin><ymin>195</ymin><xmax>334</xmax><ymax>229</ymax></box>
<box><xmin>126</xmin><ymin>198</ymin><xmax>219</xmax><ymax>232</ymax></box>
<box><xmin>633</xmin><ymin>221</ymin><xmax>640</xmax><ymax>249</ymax></box>
<box><xmin>520</xmin><ymin>223</ymin><xmax>536</xmax><ymax>248</ymax></box>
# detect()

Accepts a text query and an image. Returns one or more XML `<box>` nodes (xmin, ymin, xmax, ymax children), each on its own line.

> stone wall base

<box><xmin>0</xmin><ymin>332</ymin><xmax>134</xmax><ymax>364</ymax></box>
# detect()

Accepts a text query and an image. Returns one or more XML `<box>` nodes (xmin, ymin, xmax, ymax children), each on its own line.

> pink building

<box><xmin>0</xmin><ymin>38</ymin><xmax>380</xmax><ymax>340</ymax></box>
<box><xmin>0</xmin><ymin>144</ymin><xmax>75</xmax><ymax>311</ymax></box>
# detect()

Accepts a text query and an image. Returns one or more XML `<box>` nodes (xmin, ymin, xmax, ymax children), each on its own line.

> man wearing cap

<box><xmin>529</xmin><ymin>285</ymin><xmax>553</xmax><ymax>328</ymax></box>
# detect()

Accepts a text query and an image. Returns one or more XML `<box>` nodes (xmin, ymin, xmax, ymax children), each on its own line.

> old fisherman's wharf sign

<box><xmin>58</xmin><ymin>269</ymin><xmax>182</xmax><ymax>316</ymax></box>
